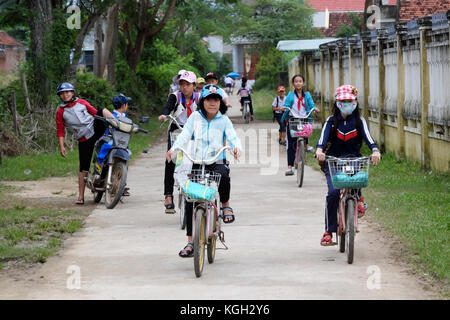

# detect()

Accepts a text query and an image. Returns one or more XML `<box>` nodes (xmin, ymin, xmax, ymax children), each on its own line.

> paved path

<box><xmin>0</xmin><ymin>93</ymin><xmax>437</xmax><ymax>299</ymax></box>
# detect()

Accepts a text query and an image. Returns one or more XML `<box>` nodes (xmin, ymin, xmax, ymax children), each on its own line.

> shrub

<box><xmin>75</xmin><ymin>72</ymin><xmax>116</xmax><ymax>110</ymax></box>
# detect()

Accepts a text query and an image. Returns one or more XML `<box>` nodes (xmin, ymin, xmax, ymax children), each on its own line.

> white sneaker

<box><xmin>307</xmin><ymin>146</ymin><xmax>315</xmax><ymax>152</ymax></box>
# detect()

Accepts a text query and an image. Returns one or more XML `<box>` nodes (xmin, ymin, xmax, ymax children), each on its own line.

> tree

<box><xmin>335</xmin><ymin>13</ymin><xmax>363</xmax><ymax>38</ymax></box>
<box><xmin>233</xmin><ymin>0</ymin><xmax>320</xmax><ymax>49</ymax></box>
<box><xmin>118</xmin><ymin>0</ymin><xmax>176</xmax><ymax>72</ymax></box>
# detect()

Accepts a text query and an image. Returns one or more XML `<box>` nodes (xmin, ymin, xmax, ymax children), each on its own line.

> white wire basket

<box><xmin>327</xmin><ymin>157</ymin><xmax>371</xmax><ymax>189</ymax></box>
<box><xmin>288</xmin><ymin>117</ymin><xmax>313</xmax><ymax>138</ymax></box>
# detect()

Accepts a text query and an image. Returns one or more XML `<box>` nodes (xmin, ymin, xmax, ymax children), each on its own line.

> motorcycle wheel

<box><xmin>105</xmin><ymin>161</ymin><xmax>128</xmax><ymax>209</ymax></box>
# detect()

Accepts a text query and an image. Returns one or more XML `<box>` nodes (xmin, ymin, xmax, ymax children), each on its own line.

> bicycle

<box><xmin>242</xmin><ymin>99</ymin><xmax>250</xmax><ymax>124</ymax></box>
<box><xmin>286</xmin><ymin>108</ymin><xmax>315</xmax><ymax>187</ymax></box>
<box><xmin>172</xmin><ymin>145</ymin><xmax>232</xmax><ymax>278</ymax></box>
<box><xmin>326</xmin><ymin>155</ymin><xmax>371</xmax><ymax>264</ymax></box>
<box><xmin>162</xmin><ymin>114</ymin><xmax>187</xmax><ymax>228</ymax></box>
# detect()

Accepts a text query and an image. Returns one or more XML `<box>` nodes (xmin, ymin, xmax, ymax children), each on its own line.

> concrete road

<box><xmin>0</xmin><ymin>93</ymin><xmax>437</xmax><ymax>299</ymax></box>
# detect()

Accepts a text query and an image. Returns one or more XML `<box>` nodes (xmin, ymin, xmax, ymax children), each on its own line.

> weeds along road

<box><xmin>0</xmin><ymin>93</ymin><xmax>437</xmax><ymax>299</ymax></box>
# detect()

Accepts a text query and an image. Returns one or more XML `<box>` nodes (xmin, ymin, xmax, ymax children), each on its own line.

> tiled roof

<box><xmin>317</xmin><ymin>12</ymin><xmax>364</xmax><ymax>37</ymax></box>
<box><xmin>305</xmin><ymin>0</ymin><xmax>366</xmax><ymax>12</ymax></box>
<box><xmin>398</xmin><ymin>0</ymin><xmax>450</xmax><ymax>21</ymax></box>
<box><xmin>0</xmin><ymin>30</ymin><xmax>23</xmax><ymax>46</ymax></box>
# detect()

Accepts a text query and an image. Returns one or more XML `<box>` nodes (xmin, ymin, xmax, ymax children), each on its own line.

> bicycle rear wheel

<box><xmin>244</xmin><ymin>103</ymin><xmax>249</xmax><ymax>124</ymax></box>
<box><xmin>194</xmin><ymin>207</ymin><xmax>206</xmax><ymax>277</ymax></box>
<box><xmin>345</xmin><ymin>199</ymin><xmax>355</xmax><ymax>264</ymax></box>
<box><xmin>178</xmin><ymin>192</ymin><xmax>186</xmax><ymax>230</ymax></box>
<box><xmin>297</xmin><ymin>140</ymin><xmax>305</xmax><ymax>187</ymax></box>
<box><xmin>207</xmin><ymin>205</ymin><xmax>217</xmax><ymax>264</ymax></box>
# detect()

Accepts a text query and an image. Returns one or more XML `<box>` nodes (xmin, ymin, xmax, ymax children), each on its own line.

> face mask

<box><xmin>337</xmin><ymin>101</ymin><xmax>357</xmax><ymax>116</ymax></box>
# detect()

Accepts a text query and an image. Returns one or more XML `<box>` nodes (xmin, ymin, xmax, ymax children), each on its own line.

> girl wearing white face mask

<box><xmin>315</xmin><ymin>85</ymin><xmax>381</xmax><ymax>246</ymax></box>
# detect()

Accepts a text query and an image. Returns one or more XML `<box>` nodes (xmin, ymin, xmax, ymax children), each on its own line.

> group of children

<box><xmin>55</xmin><ymin>69</ymin><xmax>381</xmax><ymax>257</ymax></box>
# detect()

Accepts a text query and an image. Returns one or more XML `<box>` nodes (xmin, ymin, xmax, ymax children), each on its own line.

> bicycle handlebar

<box><xmin>172</xmin><ymin>146</ymin><xmax>233</xmax><ymax>165</ymax></box>
<box><xmin>284</xmin><ymin>107</ymin><xmax>317</xmax><ymax>119</ymax></box>
<box><xmin>325</xmin><ymin>155</ymin><xmax>371</xmax><ymax>161</ymax></box>
<box><xmin>162</xmin><ymin>114</ymin><xmax>183</xmax><ymax>130</ymax></box>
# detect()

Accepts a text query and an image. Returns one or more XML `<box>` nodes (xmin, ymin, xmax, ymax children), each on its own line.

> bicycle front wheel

<box><xmin>207</xmin><ymin>205</ymin><xmax>217</xmax><ymax>264</ymax></box>
<box><xmin>345</xmin><ymin>199</ymin><xmax>355</xmax><ymax>264</ymax></box>
<box><xmin>297</xmin><ymin>140</ymin><xmax>305</xmax><ymax>187</ymax></box>
<box><xmin>194</xmin><ymin>207</ymin><xmax>206</xmax><ymax>277</ymax></box>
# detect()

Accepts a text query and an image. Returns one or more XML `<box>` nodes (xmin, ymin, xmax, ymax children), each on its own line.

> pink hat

<box><xmin>179</xmin><ymin>71</ymin><xmax>197</xmax><ymax>84</ymax></box>
<box><xmin>334</xmin><ymin>85</ymin><xmax>358</xmax><ymax>100</ymax></box>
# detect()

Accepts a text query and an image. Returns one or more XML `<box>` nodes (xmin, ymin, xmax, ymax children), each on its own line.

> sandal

<box><xmin>285</xmin><ymin>169</ymin><xmax>294</xmax><ymax>176</ymax></box>
<box><xmin>164</xmin><ymin>195</ymin><xmax>175</xmax><ymax>214</ymax></box>
<box><xmin>221</xmin><ymin>206</ymin><xmax>235</xmax><ymax>224</ymax></box>
<box><xmin>357</xmin><ymin>197</ymin><xmax>366</xmax><ymax>218</ymax></box>
<box><xmin>75</xmin><ymin>199</ymin><xmax>84</xmax><ymax>205</ymax></box>
<box><xmin>320</xmin><ymin>232</ymin><xmax>333</xmax><ymax>246</ymax></box>
<box><xmin>179</xmin><ymin>242</ymin><xmax>194</xmax><ymax>258</ymax></box>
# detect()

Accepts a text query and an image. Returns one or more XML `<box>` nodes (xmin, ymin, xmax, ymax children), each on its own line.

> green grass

<box><xmin>0</xmin><ymin>117</ymin><xmax>165</xmax><ymax>181</ymax></box>
<box><xmin>252</xmin><ymin>89</ymin><xmax>277</xmax><ymax>120</ymax></box>
<box><xmin>305</xmin><ymin>127</ymin><xmax>450</xmax><ymax>296</ymax></box>
<box><xmin>0</xmin><ymin>184</ymin><xmax>87</xmax><ymax>268</ymax></box>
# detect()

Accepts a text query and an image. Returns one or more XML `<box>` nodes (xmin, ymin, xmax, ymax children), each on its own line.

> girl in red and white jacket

<box><xmin>55</xmin><ymin>82</ymin><xmax>114</xmax><ymax>205</ymax></box>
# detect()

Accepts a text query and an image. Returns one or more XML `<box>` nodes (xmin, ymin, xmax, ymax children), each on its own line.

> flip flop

<box><xmin>221</xmin><ymin>206</ymin><xmax>235</xmax><ymax>224</ymax></box>
<box><xmin>75</xmin><ymin>199</ymin><xmax>84</xmax><ymax>205</ymax></box>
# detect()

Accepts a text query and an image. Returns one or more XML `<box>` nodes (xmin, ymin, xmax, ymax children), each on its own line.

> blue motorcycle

<box><xmin>85</xmin><ymin>115</ymin><xmax>148</xmax><ymax>209</ymax></box>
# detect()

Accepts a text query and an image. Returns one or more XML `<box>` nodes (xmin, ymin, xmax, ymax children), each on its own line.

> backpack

<box><xmin>272</xmin><ymin>96</ymin><xmax>279</xmax><ymax>122</ymax></box>
<box><xmin>239</xmin><ymin>88</ymin><xmax>249</xmax><ymax>98</ymax></box>
<box><xmin>172</xmin><ymin>91</ymin><xmax>200</xmax><ymax>119</ymax></box>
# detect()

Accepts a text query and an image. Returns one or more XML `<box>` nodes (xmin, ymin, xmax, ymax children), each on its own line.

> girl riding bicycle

<box><xmin>315</xmin><ymin>85</ymin><xmax>381</xmax><ymax>246</ymax></box>
<box><xmin>166</xmin><ymin>84</ymin><xmax>242</xmax><ymax>258</ymax></box>
<box><xmin>282</xmin><ymin>74</ymin><xmax>319</xmax><ymax>176</ymax></box>
<box><xmin>158</xmin><ymin>71</ymin><xmax>199</xmax><ymax>213</ymax></box>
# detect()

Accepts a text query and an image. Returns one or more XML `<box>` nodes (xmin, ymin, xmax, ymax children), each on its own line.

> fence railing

<box><xmin>289</xmin><ymin>10</ymin><xmax>450</xmax><ymax>172</ymax></box>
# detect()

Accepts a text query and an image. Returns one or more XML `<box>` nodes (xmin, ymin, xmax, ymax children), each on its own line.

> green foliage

<box><xmin>335</xmin><ymin>13</ymin><xmax>363</xmax><ymax>38</ymax></box>
<box><xmin>75</xmin><ymin>72</ymin><xmax>116</xmax><ymax>110</ymax></box>
<box><xmin>234</xmin><ymin>0</ymin><xmax>318</xmax><ymax>48</ymax></box>
<box><xmin>253</xmin><ymin>47</ymin><xmax>282</xmax><ymax>90</ymax></box>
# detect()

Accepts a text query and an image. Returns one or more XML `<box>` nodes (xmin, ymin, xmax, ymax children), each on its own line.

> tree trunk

<box><xmin>121</xmin><ymin>0</ymin><xmax>177</xmax><ymax>72</ymax></box>
<box><xmin>27</xmin><ymin>0</ymin><xmax>53</xmax><ymax>106</ymax></box>
<box><xmin>68</xmin><ymin>9</ymin><xmax>104</xmax><ymax>77</ymax></box>
<box><xmin>107</xmin><ymin>5</ymin><xmax>119</xmax><ymax>84</ymax></box>
<box><xmin>93</xmin><ymin>17</ymin><xmax>104</xmax><ymax>78</ymax></box>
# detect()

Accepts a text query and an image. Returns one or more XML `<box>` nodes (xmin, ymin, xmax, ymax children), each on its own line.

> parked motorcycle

<box><xmin>85</xmin><ymin>115</ymin><xmax>148</xmax><ymax>209</ymax></box>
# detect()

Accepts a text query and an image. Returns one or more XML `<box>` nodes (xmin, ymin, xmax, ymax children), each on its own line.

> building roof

<box><xmin>277</xmin><ymin>38</ymin><xmax>338</xmax><ymax>52</ymax></box>
<box><xmin>305</xmin><ymin>0</ymin><xmax>366</xmax><ymax>12</ymax></box>
<box><xmin>0</xmin><ymin>30</ymin><xmax>23</xmax><ymax>46</ymax></box>
<box><xmin>317</xmin><ymin>12</ymin><xmax>364</xmax><ymax>37</ymax></box>
<box><xmin>398</xmin><ymin>0</ymin><xmax>450</xmax><ymax>21</ymax></box>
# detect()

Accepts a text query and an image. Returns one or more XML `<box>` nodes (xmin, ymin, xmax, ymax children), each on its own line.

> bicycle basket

<box><xmin>288</xmin><ymin>118</ymin><xmax>312</xmax><ymax>138</ymax></box>
<box><xmin>169</xmin><ymin>129</ymin><xmax>181</xmax><ymax>146</ymax></box>
<box><xmin>327</xmin><ymin>157</ymin><xmax>370</xmax><ymax>189</ymax></box>
<box><xmin>182</xmin><ymin>170</ymin><xmax>221</xmax><ymax>201</ymax></box>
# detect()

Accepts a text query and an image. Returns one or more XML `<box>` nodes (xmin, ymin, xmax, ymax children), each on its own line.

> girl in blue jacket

<box><xmin>166</xmin><ymin>84</ymin><xmax>242</xmax><ymax>257</ymax></box>
<box><xmin>282</xmin><ymin>74</ymin><xmax>319</xmax><ymax>176</ymax></box>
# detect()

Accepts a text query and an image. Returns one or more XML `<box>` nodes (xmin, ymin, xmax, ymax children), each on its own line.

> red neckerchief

<box><xmin>186</xmin><ymin>98</ymin><xmax>194</xmax><ymax>117</ymax></box>
<box><xmin>295</xmin><ymin>91</ymin><xmax>305</xmax><ymax>112</ymax></box>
